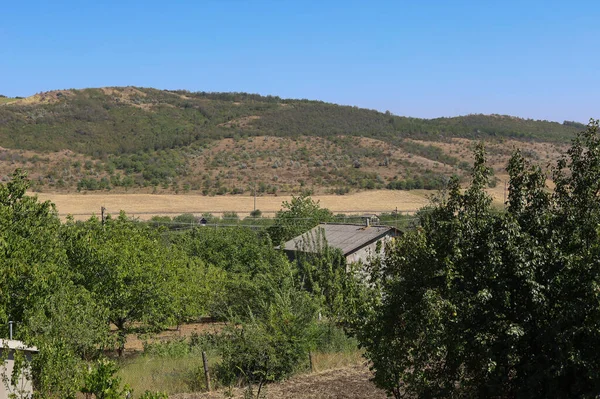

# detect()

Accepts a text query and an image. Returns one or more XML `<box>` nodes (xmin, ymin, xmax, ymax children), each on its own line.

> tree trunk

<box><xmin>115</xmin><ymin>319</ymin><xmax>126</xmax><ymax>357</ymax></box>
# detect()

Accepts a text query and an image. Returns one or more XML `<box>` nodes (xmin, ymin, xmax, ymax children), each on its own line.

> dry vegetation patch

<box><xmin>9</xmin><ymin>89</ymin><xmax>75</xmax><ymax>105</ymax></box>
<box><xmin>122</xmin><ymin>322</ymin><xmax>225</xmax><ymax>353</ymax></box>
<box><xmin>170</xmin><ymin>364</ymin><xmax>387</xmax><ymax>399</ymax></box>
<box><xmin>34</xmin><ymin>190</ymin><xmax>431</xmax><ymax>220</ymax></box>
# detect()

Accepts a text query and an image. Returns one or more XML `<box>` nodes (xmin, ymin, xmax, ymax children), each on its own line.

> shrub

<box><xmin>217</xmin><ymin>290</ymin><xmax>317</xmax><ymax>389</ymax></box>
<box><xmin>142</xmin><ymin>338</ymin><xmax>193</xmax><ymax>358</ymax></box>
<box><xmin>249</xmin><ymin>209</ymin><xmax>262</xmax><ymax>218</ymax></box>
<box><xmin>313</xmin><ymin>322</ymin><xmax>358</xmax><ymax>353</ymax></box>
<box><xmin>80</xmin><ymin>359</ymin><xmax>131</xmax><ymax>399</ymax></box>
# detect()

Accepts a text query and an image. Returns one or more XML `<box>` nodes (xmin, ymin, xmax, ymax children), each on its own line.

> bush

<box><xmin>80</xmin><ymin>359</ymin><xmax>131</xmax><ymax>399</ymax></box>
<box><xmin>217</xmin><ymin>290</ymin><xmax>317</xmax><ymax>388</ymax></box>
<box><xmin>222</xmin><ymin>211</ymin><xmax>239</xmax><ymax>221</ymax></box>
<box><xmin>142</xmin><ymin>338</ymin><xmax>194</xmax><ymax>358</ymax></box>
<box><xmin>313</xmin><ymin>322</ymin><xmax>358</xmax><ymax>353</ymax></box>
<box><xmin>250</xmin><ymin>209</ymin><xmax>262</xmax><ymax>218</ymax></box>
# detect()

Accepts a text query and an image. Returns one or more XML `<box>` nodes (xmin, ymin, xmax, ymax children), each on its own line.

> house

<box><xmin>282</xmin><ymin>222</ymin><xmax>399</xmax><ymax>264</ymax></box>
<box><xmin>0</xmin><ymin>339</ymin><xmax>38</xmax><ymax>398</ymax></box>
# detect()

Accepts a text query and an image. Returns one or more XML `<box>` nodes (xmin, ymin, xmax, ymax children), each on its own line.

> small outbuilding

<box><xmin>282</xmin><ymin>222</ymin><xmax>399</xmax><ymax>264</ymax></box>
<box><xmin>0</xmin><ymin>339</ymin><xmax>38</xmax><ymax>399</ymax></box>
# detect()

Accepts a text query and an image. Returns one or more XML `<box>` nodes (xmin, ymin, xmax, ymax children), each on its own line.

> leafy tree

<box><xmin>27</xmin><ymin>282</ymin><xmax>110</xmax><ymax>361</ymax></box>
<box><xmin>62</xmin><ymin>213</ymin><xmax>182</xmax><ymax>356</ymax></box>
<box><xmin>175</xmin><ymin>227</ymin><xmax>298</xmax><ymax>320</ymax></box>
<box><xmin>0</xmin><ymin>170</ymin><xmax>68</xmax><ymax>333</ymax></box>
<box><xmin>357</xmin><ymin>121</ymin><xmax>600</xmax><ymax>398</ymax></box>
<box><xmin>172</xmin><ymin>213</ymin><xmax>198</xmax><ymax>228</ymax></box>
<box><xmin>0</xmin><ymin>170</ymin><xmax>111</xmax><ymax>397</ymax></box>
<box><xmin>289</xmin><ymin>229</ymin><xmax>360</xmax><ymax>322</ymax></box>
<box><xmin>171</xmin><ymin>257</ymin><xmax>225</xmax><ymax>326</ymax></box>
<box><xmin>267</xmin><ymin>194</ymin><xmax>333</xmax><ymax>244</ymax></box>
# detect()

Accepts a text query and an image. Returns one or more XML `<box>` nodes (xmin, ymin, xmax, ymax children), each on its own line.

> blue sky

<box><xmin>1</xmin><ymin>1</ymin><xmax>598</xmax><ymax>122</ymax></box>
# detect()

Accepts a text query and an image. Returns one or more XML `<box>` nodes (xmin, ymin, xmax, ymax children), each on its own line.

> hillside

<box><xmin>0</xmin><ymin>87</ymin><xmax>582</xmax><ymax>194</ymax></box>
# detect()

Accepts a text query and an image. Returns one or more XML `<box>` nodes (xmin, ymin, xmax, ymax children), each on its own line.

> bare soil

<box><xmin>170</xmin><ymin>364</ymin><xmax>387</xmax><ymax>399</ymax></box>
<box><xmin>122</xmin><ymin>322</ymin><xmax>225</xmax><ymax>353</ymax></box>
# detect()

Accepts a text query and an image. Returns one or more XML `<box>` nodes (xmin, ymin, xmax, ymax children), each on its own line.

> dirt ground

<box><xmin>170</xmin><ymin>364</ymin><xmax>387</xmax><ymax>399</ymax></box>
<box><xmin>122</xmin><ymin>322</ymin><xmax>225</xmax><ymax>353</ymax></box>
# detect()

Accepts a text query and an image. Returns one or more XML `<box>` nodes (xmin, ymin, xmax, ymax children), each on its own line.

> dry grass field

<box><xmin>34</xmin><ymin>190</ymin><xmax>434</xmax><ymax>220</ymax></box>
<box><xmin>34</xmin><ymin>185</ymin><xmax>511</xmax><ymax>221</ymax></box>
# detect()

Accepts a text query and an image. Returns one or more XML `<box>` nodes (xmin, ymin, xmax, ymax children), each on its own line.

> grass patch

<box><xmin>118</xmin><ymin>335</ymin><xmax>225</xmax><ymax>397</ymax></box>
<box><xmin>118</xmin><ymin>324</ymin><xmax>364</xmax><ymax>397</ymax></box>
<box><xmin>118</xmin><ymin>348</ymin><xmax>365</xmax><ymax>397</ymax></box>
<box><xmin>310</xmin><ymin>350</ymin><xmax>365</xmax><ymax>373</ymax></box>
<box><xmin>0</xmin><ymin>97</ymin><xmax>18</xmax><ymax>105</ymax></box>
<box><xmin>118</xmin><ymin>355</ymin><xmax>208</xmax><ymax>397</ymax></box>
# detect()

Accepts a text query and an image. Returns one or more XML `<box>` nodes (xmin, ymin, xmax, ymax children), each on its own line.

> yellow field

<box><xmin>31</xmin><ymin>190</ymin><xmax>434</xmax><ymax>220</ymax></box>
<box><xmin>32</xmin><ymin>187</ymin><xmax>509</xmax><ymax>221</ymax></box>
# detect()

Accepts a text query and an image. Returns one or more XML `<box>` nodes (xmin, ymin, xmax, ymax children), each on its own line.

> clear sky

<box><xmin>1</xmin><ymin>1</ymin><xmax>598</xmax><ymax>122</ymax></box>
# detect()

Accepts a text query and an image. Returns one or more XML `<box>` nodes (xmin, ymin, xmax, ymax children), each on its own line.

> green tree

<box><xmin>62</xmin><ymin>213</ymin><xmax>181</xmax><ymax>356</ymax></box>
<box><xmin>217</xmin><ymin>287</ymin><xmax>318</xmax><ymax>396</ymax></box>
<box><xmin>357</xmin><ymin>121</ymin><xmax>600</xmax><ymax>398</ymax></box>
<box><xmin>0</xmin><ymin>170</ymin><xmax>68</xmax><ymax>334</ymax></box>
<box><xmin>267</xmin><ymin>194</ymin><xmax>333</xmax><ymax>244</ymax></box>
<box><xmin>0</xmin><ymin>170</ymin><xmax>111</xmax><ymax>398</ymax></box>
<box><xmin>289</xmin><ymin>229</ymin><xmax>358</xmax><ymax>322</ymax></box>
<box><xmin>175</xmin><ymin>227</ymin><xmax>298</xmax><ymax>320</ymax></box>
<box><xmin>177</xmin><ymin>227</ymin><xmax>284</xmax><ymax>275</ymax></box>
<box><xmin>27</xmin><ymin>282</ymin><xmax>111</xmax><ymax>361</ymax></box>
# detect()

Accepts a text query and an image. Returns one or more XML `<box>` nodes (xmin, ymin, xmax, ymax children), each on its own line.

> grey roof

<box><xmin>282</xmin><ymin>224</ymin><xmax>395</xmax><ymax>256</ymax></box>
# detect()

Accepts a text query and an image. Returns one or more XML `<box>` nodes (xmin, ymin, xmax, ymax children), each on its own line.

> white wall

<box><xmin>0</xmin><ymin>347</ymin><xmax>35</xmax><ymax>399</ymax></box>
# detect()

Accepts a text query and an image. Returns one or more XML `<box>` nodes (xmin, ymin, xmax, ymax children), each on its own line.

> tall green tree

<box><xmin>357</xmin><ymin>121</ymin><xmax>600</xmax><ymax>398</ymax></box>
<box><xmin>267</xmin><ymin>194</ymin><xmax>333</xmax><ymax>244</ymax></box>
<box><xmin>0</xmin><ymin>170</ymin><xmax>68</xmax><ymax>334</ymax></box>
<box><xmin>174</xmin><ymin>227</ymin><xmax>295</xmax><ymax>320</ymax></box>
<box><xmin>0</xmin><ymin>170</ymin><xmax>110</xmax><ymax>398</ymax></box>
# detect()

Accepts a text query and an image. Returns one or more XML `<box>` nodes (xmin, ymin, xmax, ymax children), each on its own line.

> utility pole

<box><xmin>101</xmin><ymin>206</ymin><xmax>106</xmax><ymax>226</ymax></box>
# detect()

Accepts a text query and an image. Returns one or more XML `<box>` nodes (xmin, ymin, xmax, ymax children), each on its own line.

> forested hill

<box><xmin>0</xmin><ymin>87</ymin><xmax>586</xmax><ymax>194</ymax></box>
<box><xmin>0</xmin><ymin>87</ymin><xmax>582</xmax><ymax>156</ymax></box>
